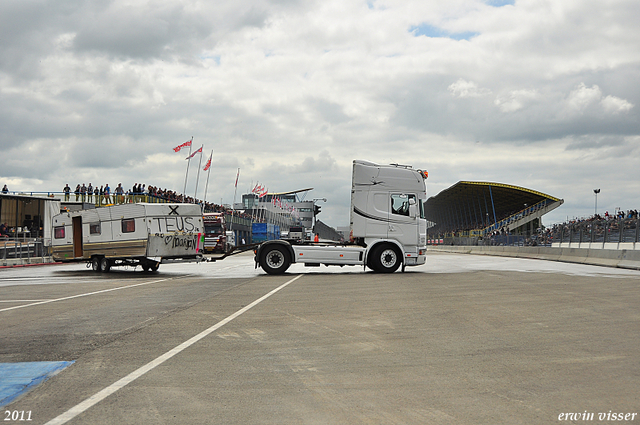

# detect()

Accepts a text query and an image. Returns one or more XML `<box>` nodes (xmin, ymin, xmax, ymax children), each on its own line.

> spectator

<box><xmin>104</xmin><ymin>184</ymin><xmax>111</xmax><ymax>204</ymax></box>
<box><xmin>0</xmin><ymin>222</ymin><xmax>7</xmax><ymax>237</ymax></box>
<box><xmin>1</xmin><ymin>185</ymin><xmax>8</xmax><ymax>194</ymax></box>
<box><xmin>74</xmin><ymin>184</ymin><xmax>80</xmax><ymax>201</ymax></box>
<box><xmin>87</xmin><ymin>183</ymin><xmax>93</xmax><ymax>203</ymax></box>
<box><xmin>115</xmin><ymin>183</ymin><xmax>124</xmax><ymax>204</ymax></box>
<box><xmin>63</xmin><ymin>184</ymin><xmax>71</xmax><ymax>201</ymax></box>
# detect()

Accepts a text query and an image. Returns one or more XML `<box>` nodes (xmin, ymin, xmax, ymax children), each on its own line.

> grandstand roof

<box><xmin>425</xmin><ymin>181</ymin><xmax>562</xmax><ymax>232</ymax></box>
<box><xmin>268</xmin><ymin>188</ymin><xmax>314</xmax><ymax>196</ymax></box>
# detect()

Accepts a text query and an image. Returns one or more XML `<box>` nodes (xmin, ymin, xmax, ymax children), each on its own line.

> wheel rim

<box><xmin>266</xmin><ymin>250</ymin><xmax>284</xmax><ymax>269</ymax></box>
<box><xmin>380</xmin><ymin>248</ymin><xmax>397</xmax><ymax>268</ymax></box>
<box><xmin>92</xmin><ymin>258</ymin><xmax>99</xmax><ymax>271</ymax></box>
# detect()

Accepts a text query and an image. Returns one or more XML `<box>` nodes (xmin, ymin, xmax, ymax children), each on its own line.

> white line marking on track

<box><xmin>0</xmin><ymin>277</ymin><xmax>177</xmax><ymax>313</ymax></box>
<box><xmin>0</xmin><ymin>299</ymin><xmax>51</xmax><ymax>303</ymax></box>
<box><xmin>44</xmin><ymin>274</ymin><xmax>303</xmax><ymax>425</ymax></box>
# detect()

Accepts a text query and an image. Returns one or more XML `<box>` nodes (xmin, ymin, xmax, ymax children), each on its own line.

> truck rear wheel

<box><xmin>371</xmin><ymin>244</ymin><xmax>401</xmax><ymax>273</ymax></box>
<box><xmin>261</xmin><ymin>245</ymin><xmax>291</xmax><ymax>275</ymax></box>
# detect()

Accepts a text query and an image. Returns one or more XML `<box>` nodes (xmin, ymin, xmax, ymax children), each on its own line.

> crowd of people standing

<box><xmin>61</xmin><ymin>182</ymin><xmax>255</xmax><ymax>221</ymax></box>
<box><xmin>63</xmin><ymin>183</ymin><xmax>151</xmax><ymax>204</ymax></box>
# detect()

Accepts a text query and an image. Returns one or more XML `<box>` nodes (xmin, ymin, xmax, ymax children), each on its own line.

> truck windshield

<box><xmin>204</xmin><ymin>224</ymin><xmax>223</xmax><ymax>235</ymax></box>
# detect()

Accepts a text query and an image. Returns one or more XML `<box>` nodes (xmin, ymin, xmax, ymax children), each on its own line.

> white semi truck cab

<box><xmin>255</xmin><ymin>160</ymin><xmax>428</xmax><ymax>274</ymax></box>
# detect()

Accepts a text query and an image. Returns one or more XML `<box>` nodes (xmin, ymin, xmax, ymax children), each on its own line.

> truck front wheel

<box><xmin>371</xmin><ymin>244</ymin><xmax>401</xmax><ymax>273</ymax></box>
<box><xmin>261</xmin><ymin>245</ymin><xmax>291</xmax><ymax>275</ymax></box>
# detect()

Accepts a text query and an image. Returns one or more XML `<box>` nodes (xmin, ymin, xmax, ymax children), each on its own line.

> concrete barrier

<box><xmin>0</xmin><ymin>257</ymin><xmax>56</xmax><ymax>268</ymax></box>
<box><xmin>428</xmin><ymin>245</ymin><xmax>640</xmax><ymax>271</ymax></box>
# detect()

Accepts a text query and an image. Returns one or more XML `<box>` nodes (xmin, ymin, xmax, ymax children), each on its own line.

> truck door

<box><xmin>72</xmin><ymin>216</ymin><xmax>83</xmax><ymax>258</ymax></box>
<box><xmin>389</xmin><ymin>194</ymin><xmax>419</xmax><ymax>247</ymax></box>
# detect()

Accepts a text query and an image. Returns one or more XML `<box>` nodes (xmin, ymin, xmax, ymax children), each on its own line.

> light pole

<box><xmin>312</xmin><ymin>198</ymin><xmax>327</xmax><ymax>232</ymax></box>
<box><xmin>594</xmin><ymin>189</ymin><xmax>600</xmax><ymax>216</ymax></box>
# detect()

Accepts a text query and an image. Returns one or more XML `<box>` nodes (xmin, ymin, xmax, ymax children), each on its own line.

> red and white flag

<box><xmin>173</xmin><ymin>139</ymin><xmax>192</xmax><ymax>153</ymax></box>
<box><xmin>235</xmin><ymin>169</ymin><xmax>240</xmax><ymax>188</ymax></box>
<box><xmin>186</xmin><ymin>146</ymin><xmax>203</xmax><ymax>160</ymax></box>
<box><xmin>203</xmin><ymin>152</ymin><xmax>212</xmax><ymax>171</ymax></box>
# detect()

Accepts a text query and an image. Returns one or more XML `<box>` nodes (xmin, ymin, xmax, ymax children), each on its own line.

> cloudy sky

<box><xmin>1</xmin><ymin>0</ymin><xmax>639</xmax><ymax>228</ymax></box>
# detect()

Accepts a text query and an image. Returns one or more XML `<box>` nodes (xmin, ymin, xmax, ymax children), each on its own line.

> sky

<box><xmin>1</xmin><ymin>0</ymin><xmax>639</xmax><ymax>228</ymax></box>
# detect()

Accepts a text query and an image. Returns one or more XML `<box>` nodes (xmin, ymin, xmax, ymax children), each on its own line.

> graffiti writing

<box><xmin>158</xmin><ymin>234</ymin><xmax>199</xmax><ymax>251</ymax></box>
<box><xmin>153</xmin><ymin>216</ymin><xmax>197</xmax><ymax>233</ymax></box>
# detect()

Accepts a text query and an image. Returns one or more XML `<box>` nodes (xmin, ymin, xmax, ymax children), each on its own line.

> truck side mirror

<box><xmin>408</xmin><ymin>198</ymin><xmax>417</xmax><ymax>218</ymax></box>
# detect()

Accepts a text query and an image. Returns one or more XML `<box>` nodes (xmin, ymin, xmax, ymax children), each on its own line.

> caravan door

<box><xmin>72</xmin><ymin>216</ymin><xmax>83</xmax><ymax>258</ymax></box>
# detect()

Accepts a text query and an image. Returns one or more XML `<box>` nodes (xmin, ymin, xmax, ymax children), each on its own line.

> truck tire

<box><xmin>99</xmin><ymin>257</ymin><xmax>111</xmax><ymax>272</ymax></box>
<box><xmin>260</xmin><ymin>245</ymin><xmax>291</xmax><ymax>275</ymax></box>
<box><xmin>371</xmin><ymin>244</ymin><xmax>401</xmax><ymax>273</ymax></box>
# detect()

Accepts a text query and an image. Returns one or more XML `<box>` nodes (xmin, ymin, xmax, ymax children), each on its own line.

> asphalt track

<box><xmin>1</xmin><ymin>252</ymin><xmax>639</xmax><ymax>424</ymax></box>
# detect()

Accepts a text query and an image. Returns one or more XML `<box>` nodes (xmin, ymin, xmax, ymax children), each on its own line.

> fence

<box><xmin>432</xmin><ymin>234</ymin><xmax>531</xmax><ymax>247</ymax></box>
<box><xmin>5</xmin><ymin>191</ymin><xmax>175</xmax><ymax>206</ymax></box>
<box><xmin>1</xmin><ymin>237</ymin><xmax>48</xmax><ymax>265</ymax></box>
<box><xmin>551</xmin><ymin>218</ymin><xmax>640</xmax><ymax>248</ymax></box>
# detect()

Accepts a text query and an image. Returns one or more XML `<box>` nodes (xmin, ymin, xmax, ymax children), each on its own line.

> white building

<box><xmin>241</xmin><ymin>188</ymin><xmax>315</xmax><ymax>231</ymax></box>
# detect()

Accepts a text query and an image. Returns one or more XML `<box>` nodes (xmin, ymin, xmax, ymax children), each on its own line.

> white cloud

<box><xmin>601</xmin><ymin>95</ymin><xmax>634</xmax><ymax>114</ymax></box>
<box><xmin>494</xmin><ymin>89</ymin><xmax>540</xmax><ymax>112</ymax></box>
<box><xmin>562</xmin><ymin>83</ymin><xmax>634</xmax><ymax>117</ymax></box>
<box><xmin>448</xmin><ymin>78</ymin><xmax>492</xmax><ymax>98</ymax></box>
<box><xmin>565</xmin><ymin>83</ymin><xmax>603</xmax><ymax>113</ymax></box>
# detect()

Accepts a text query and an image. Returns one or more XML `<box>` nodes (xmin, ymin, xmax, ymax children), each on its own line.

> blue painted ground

<box><xmin>0</xmin><ymin>361</ymin><xmax>74</xmax><ymax>408</ymax></box>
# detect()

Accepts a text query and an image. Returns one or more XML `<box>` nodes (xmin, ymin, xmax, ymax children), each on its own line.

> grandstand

<box><xmin>425</xmin><ymin>181</ymin><xmax>563</xmax><ymax>245</ymax></box>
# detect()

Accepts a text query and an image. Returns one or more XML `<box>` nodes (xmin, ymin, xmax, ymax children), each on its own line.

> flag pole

<box><xmin>230</xmin><ymin>168</ymin><xmax>240</xmax><ymax>232</ymax></box>
<box><xmin>193</xmin><ymin>145</ymin><xmax>204</xmax><ymax>204</ymax></box>
<box><xmin>203</xmin><ymin>150</ymin><xmax>213</xmax><ymax>211</ymax></box>
<box><xmin>182</xmin><ymin>137</ymin><xmax>193</xmax><ymax>199</ymax></box>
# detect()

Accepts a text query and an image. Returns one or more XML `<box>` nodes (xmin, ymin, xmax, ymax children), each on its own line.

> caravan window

<box><xmin>90</xmin><ymin>223</ymin><xmax>101</xmax><ymax>235</ymax></box>
<box><xmin>54</xmin><ymin>226</ymin><xmax>65</xmax><ymax>239</ymax></box>
<box><xmin>121</xmin><ymin>219</ymin><xmax>135</xmax><ymax>233</ymax></box>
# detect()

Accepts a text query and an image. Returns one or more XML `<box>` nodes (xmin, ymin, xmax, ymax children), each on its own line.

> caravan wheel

<box><xmin>142</xmin><ymin>261</ymin><xmax>159</xmax><ymax>272</ymax></box>
<box><xmin>99</xmin><ymin>257</ymin><xmax>111</xmax><ymax>272</ymax></box>
<box><xmin>92</xmin><ymin>257</ymin><xmax>101</xmax><ymax>272</ymax></box>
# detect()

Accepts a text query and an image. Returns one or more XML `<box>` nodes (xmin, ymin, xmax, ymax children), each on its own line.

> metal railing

<box><xmin>551</xmin><ymin>218</ymin><xmax>640</xmax><ymax>246</ymax></box>
<box><xmin>482</xmin><ymin>199</ymin><xmax>550</xmax><ymax>235</ymax></box>
<box><xmin>2</xmin><ymin>191</ymin><xmax>173</xmax><ymax>206</ymax></box>
<box><xmin>1</xmin><ymin>237</ymin><xmax>48</xmax><ymax>264</ymax></box>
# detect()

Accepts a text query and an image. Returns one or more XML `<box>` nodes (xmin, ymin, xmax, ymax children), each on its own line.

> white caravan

<box><xmin>255</xmin><ymin>160</ymin><xmax>428</xmax><ymax>274</ymax></box>
<box><xmin>51</xmin><ymin>203</ymin><xmax>204</xmax><ymax>272</ymax></box>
